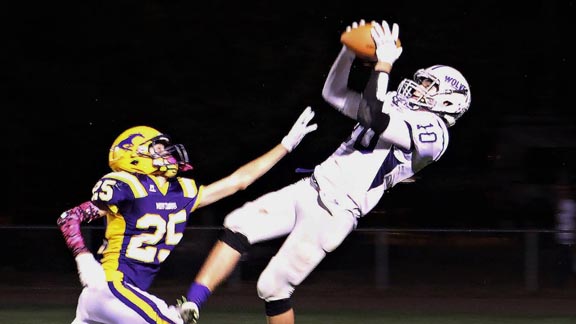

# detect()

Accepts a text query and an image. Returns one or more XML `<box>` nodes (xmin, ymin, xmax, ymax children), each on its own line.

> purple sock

<box><xmin>186</xmin><ymin>283</ymin><xmax>211</xmax><ymax>308</ymax></box>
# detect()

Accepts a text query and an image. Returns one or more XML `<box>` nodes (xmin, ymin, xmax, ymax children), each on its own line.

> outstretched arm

<box><xmin>363</xmin><ymin>20</ymin><xmax>412</xmax><ymax>150</ymax></box>
<box><xmin>321</xmin><ymin>45</ymin><xmax>359</xmax><ymax>113</ymax></box>
<box><xmin>321</xmin><ymin>21</ymin><xmax>365</xmax><ymax>119</ymax></box>
<box><xmin>322</xmin><ymin>19</ymin><xmax>402</xmax><ymax>129</ymax></box>
<box><xmin>365</xmin><ymin>20</ymin><xmax>402</xmax><ymax>102</ymax></box>
<box><xmin>357</xmin><ymin>20</ymin><xmax>403</xmax><ymax>134</ymax></box>
<box><xmin>197</xmin><ymin>107</ymin><xmax>317</xmax><ymax>208</ymax></box>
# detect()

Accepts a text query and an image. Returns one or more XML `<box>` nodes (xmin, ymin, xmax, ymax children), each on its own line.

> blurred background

<box><xmin>1</xmin><ymin>0</ymin><xmax>576</xmax><ymax>312</ymax></box>
<box><xmin>2</xmin><ymin>0</ymin><xmax>575</xmax><ymax>229</ymax></box>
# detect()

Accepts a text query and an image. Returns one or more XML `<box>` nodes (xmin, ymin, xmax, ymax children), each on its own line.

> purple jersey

<box><xmin>92</xmin><ymin>171</ymin><xmax>202</xmax><ymax>290</ymax></box>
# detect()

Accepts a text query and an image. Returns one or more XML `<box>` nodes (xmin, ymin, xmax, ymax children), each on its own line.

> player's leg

<box><xmin>256</xmin><ymin>209</ymin><xmax>328</xmax><ymax>324</ymax></box>
<box><xmin>266</xmin><ymin>309</ymin><xmax>294</xmax><ymax>324</ymax></box>
<box><xmin>181</xmin><ymin>238</ymin><xmax>242</xmax><ymax>324</ymax></box>
<box><xmin>193</xmin><ymin>239</ymin><xmax>243</xmax><ymax>291</ymax></box>
<box><xmin>257</xmin><ymin>181</ymin><xmax>358</xmax><ymax>324</ymax></box>
<box><xmin>185</xmin><ymin>180</ymin><xmax>305</xmax><ymax>316</ymax></box>
<box><xmin>71</xmin><ymin>288</ymin><xmax>95</xmax><ymax>324</ymax></box>
<box><xmin>74</xmin><ymin>281</ymin><xmax>184</xmax><ymax>324</ymax></box>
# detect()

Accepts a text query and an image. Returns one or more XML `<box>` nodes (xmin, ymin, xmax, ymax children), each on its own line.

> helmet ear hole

<box><xmin>442</xmin><ymin>115</ymin><xmax>457</xmax><ymax>127</ymax></box>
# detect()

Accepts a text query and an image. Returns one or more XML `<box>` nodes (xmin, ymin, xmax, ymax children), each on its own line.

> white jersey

<box><xmin>313</xmin><ymin>93</ymin><xmax>449</xmax><ymax>216</ymax></box>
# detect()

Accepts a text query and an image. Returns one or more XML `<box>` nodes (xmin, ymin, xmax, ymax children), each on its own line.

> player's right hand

<box><xmin>75</xmin><ymin>252</ymin><xmax>106</xmax><ymax>288</ymax></box>
<box><xmin>281</xmin><ymin>106</ymin><xmax>318</xmax><ymax>152</ymax></box>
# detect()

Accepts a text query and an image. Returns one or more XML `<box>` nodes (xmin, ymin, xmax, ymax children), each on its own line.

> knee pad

<box><xmin>264</xmin><ymin>298</ymin><xmax>292</xmax><ymax>317</ymax></box>
<box><xmin>257</xmin><ymin>258</ymin><xmax>293</xmax><ymax>301</ymax></box>
<box><xmin>257</xmin><ymin>240</ymin><xmax>325</xmax><ymax>301</ymax></box>
<box><xmin>223</xmin><ymin>202</ymin><xmax>255</xmax><ymax>231</ymax></box>
<box><xmin>219</xmin><ymin>228</ymin><xmax>251</xmax><ymax>254</ymax></box>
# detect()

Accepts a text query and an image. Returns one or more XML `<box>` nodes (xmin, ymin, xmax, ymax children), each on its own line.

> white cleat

<box><xmin>178</xmin><ymin>301</ymin><xmax>199</xmax><ymax>324</ymax></box>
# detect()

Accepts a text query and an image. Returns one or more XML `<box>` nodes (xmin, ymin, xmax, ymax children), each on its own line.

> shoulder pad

<box><xmin>102</xmin><ymin>171</ymin><xmax>148</xmax><ymax>198</ymax></box>
<box><xmin>177</xmin><ymin>177</ymin><xmax>199</xmax><ymax>198</ymax></box>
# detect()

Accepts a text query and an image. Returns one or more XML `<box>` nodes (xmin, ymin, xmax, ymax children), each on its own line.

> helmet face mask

<box><xmin>396</xmin><ymin>65</ymin><xmax>471</xmax><ymax>127</ymax></box>
<box><xmin>109</xmin><ymin>126</ymin><xmax>192</xmax><ymax>177</ymax></box>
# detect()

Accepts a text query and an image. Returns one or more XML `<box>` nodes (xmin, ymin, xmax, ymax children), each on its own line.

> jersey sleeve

<box><xmin>178</xmin><ymin>177</ymin><xmax>203</xmax><ymax>213</ymax></box>
<box><xmin>406</xmin><ymin>112</ymin><xmax>450</xmax><ymax>171</ymax></box>
<box><xmin>91</xmin><ymin>171</ymin><xmax>144</xmax><ymax>213</ymax></box>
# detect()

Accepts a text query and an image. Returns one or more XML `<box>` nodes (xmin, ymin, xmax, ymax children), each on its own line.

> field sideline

<box><xmin>1</xmin><ymin>269</ymin><xmax>575</xmax><ymax>324</ymax></box>
<box><xmin>2</xmin><ymin>282</ymin><xmax>575</xmax><ymax>324</ymax></box>
<box><xmin>1</xmin><ymin>305</ymin><xmax>575</xmax><ymax>324</ymax></box>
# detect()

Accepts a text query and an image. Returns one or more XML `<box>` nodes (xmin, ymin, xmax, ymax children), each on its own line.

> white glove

<box><xmin>281</xmin><ymin>106</ymin><xmax>318</xmax><ymax>152</ymax></box>
<box><xmin>75</xmin><ymin>253</ymin><xmax>106</xmax><ymax>288</ymax></box>
<box><xmin>371</xmin><ymin>20</ymin><xmax>403</xmax><ymax>65</ymax></box>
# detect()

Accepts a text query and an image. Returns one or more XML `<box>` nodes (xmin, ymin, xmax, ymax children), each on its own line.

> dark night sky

<box><xmin>2</xmin><ymin>0</ymin><xmax>575</xmax><ymax>228</ymax></box>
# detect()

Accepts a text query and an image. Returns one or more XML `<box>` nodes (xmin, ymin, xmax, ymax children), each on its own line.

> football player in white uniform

<box><xmin>180</xmin><ymin>19</ymin><xmax>471</xmax><ymax>324</ymax></box>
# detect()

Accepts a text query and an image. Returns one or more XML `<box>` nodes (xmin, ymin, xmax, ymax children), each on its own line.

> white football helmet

<box><xmin>396</xmin><ymin>65</ymin><xmax>471</xmax><ymax>126</ymax></box>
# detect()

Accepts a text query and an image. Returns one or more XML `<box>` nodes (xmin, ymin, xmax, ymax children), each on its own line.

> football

<box><xmin>340</xmin><ymin>23</ymin><xmax>401</xmax><ymax>61</ymax></box>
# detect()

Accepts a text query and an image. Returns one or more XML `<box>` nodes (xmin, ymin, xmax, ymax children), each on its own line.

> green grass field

<box><xmin>1</xmin><ymin>305</ymin><xmax>574</xmax><ymax>324</ymax></box>
<box><xmin>2</xmin><ymin>267</ymin><xmax>575</xmax><ymax>324</ymax></box>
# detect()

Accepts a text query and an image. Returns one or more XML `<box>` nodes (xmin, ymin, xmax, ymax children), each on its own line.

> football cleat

<box><xmin>177</xmin><ymin>297</ymin><xmax>199</xmax><ymax>324</ymax></box>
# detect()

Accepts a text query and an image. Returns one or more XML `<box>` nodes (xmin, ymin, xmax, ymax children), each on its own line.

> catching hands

<box><xmin>371</xmin><ymin>20</ymin><xmax>403</xmax><ymax>65</ymax></box>
<box><xmin>340</xmin><ymin>19</ymin><xmax>368</xmax><ymax>59</ymax></box>
<box><xmin>281</xmin><ymin>106</ymin><xmax>318</xmax><ymax>152</ymax></box>
<box><xmin>75</xmin><ymin>252</ymin><xmax>106</xmax><ymax>288</ymax></box>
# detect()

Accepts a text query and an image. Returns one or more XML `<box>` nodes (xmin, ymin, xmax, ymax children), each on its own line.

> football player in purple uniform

<box><xmin>181</xmin><ymin>20</ymin><xmax>471</xmax><ymax>324</ymax></box>
<box><xmin>57</xmin><ymin>107</ymin><xmax>317</xmax><ymax>324</ymax></box>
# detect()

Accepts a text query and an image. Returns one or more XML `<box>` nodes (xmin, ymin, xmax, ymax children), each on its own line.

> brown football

<box><xmin>340</xmin><ymin>23</ymin><xmax>401</xmax><ymax>61</ymax></box>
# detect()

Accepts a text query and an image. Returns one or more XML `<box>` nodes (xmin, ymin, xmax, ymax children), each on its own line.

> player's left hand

<box><xmin>75</xmin><ymin>252</ymin><xmax>106</xmax><ymax>288</ymax></box>
<box><xmin>281</xmin><ymin>106</ymin><xmax>318</xmax><ymax>152</ymax></box>
<box><xmin>371</xmin><ymin>20</ymin><xmax>403</xmax><ymax>65</ymax></box>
